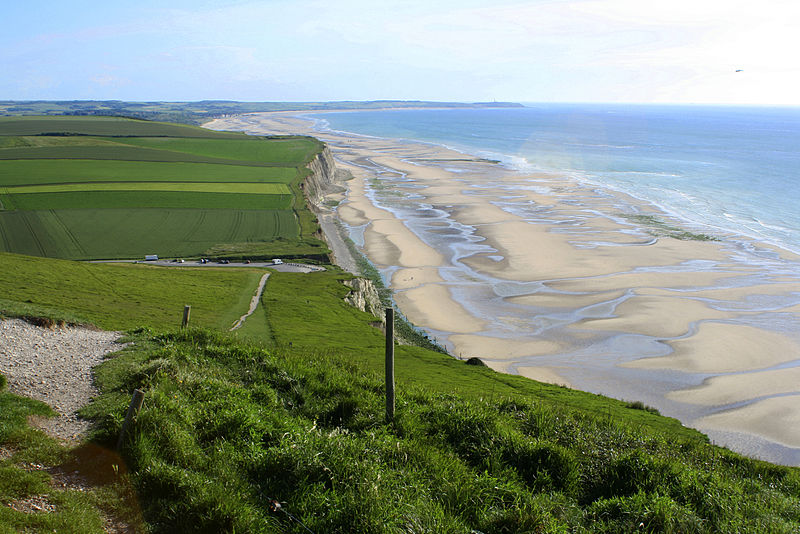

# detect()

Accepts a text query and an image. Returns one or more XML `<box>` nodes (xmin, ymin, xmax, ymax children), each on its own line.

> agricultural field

<box><xmin>0</xmin><ymin>116</ymin><xmax>326</xmax><ymax>260</ymax></box>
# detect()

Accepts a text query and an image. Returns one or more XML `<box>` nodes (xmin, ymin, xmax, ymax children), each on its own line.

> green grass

<box><xmin>0</xmin><ymin>209</ymin><xmax>299</xmax><ymax>259</ymax></box>
<box><xmin>0</xmin><ymin>252</ymin><xmax>268</xmax><ymax>330</ymax></box>
<box><xmin>81</xmin><ymin>328</ymin><xmax>800</xmax><ymax>533</ymax></box>
<box><xmin>0</xmin><ymin>143</ymin><xmax>295</xmax><ymax>167</ymax></box>
<box><xmin>2</xmin><ymin>191</ymin><xmax>292</xmax><ymax>211</ymax></box>
<box><xmin>0</xmin><ymin>159</ymin><xmax>298</xmax><ymax>187</ymax></box>
<box><xmin>231</xmin><ymin>297</ymin><xmax>272</xmax><ymax>341</ymax></box>
<box><xmin>114</xmin><ymin>136</ymin><xmax>323</xmax><ymax>166</ymax></box>
<box><xmin>3</xmin><ymin>181</ymin><xmax>291</xmax><ymax>195</ymax></box>
<box><xmin>203</xmin><ymin>238</ymin><xmax>331</xmax><ymax>261</ymax></box>
<box><xmin>0</xmin><ymin>116</ymin><xmax>328</xmax><ymax>260</ymax></box>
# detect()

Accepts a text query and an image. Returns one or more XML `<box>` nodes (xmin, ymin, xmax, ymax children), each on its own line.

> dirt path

<box><xmin>229</xmin><ymin>272</ymin><xmax>270</xmax><ymax>331</ymax></box>
<box><xmin>0</xmin><ymin>319</ymin><xmax>125</xmax><ymax>442</ymax></box>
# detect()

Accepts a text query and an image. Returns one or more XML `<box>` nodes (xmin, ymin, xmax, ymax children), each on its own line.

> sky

<box><xmin>3</xmin><ymin>0</ymin><xmax>800</xmax><ymax>105</ymax></box>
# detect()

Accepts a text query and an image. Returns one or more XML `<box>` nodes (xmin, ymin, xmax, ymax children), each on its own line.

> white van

<box><xmin>273</xmin><ymin>259</ymin><xmax>283</xmax><ymax>265</ymax></box>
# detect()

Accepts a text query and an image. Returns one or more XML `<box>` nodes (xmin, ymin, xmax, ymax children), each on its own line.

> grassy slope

<box><xmin>0</xmin><ymin>252</ymin><xmax>266</xmax><ymax>331</ymax></box>
<box><xmin>263</xmin><ymin>270</ymin><xmax>700</xmax><ymax>439</ymax></box>
<box><xmin>84</xmin><ymin>328</ymin><xmax>800</xmax><ymax>533</ymax></box>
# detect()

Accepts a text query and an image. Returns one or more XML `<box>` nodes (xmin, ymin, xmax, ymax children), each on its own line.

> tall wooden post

<box><xmin>181</xmin><ymin>305</ymin><xmax>191</xmax><ymax>328</ymax></box>
<box><xmin>385</xmin><ymin>308</ymin><xmax>395</xmax><ymax>422</ymax></box>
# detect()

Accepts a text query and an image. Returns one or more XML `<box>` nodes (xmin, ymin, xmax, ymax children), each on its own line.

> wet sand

<box><xmin>205</xmin><ymin>112</ymin><xmax>800</xmax><ymax>465</ymax></box>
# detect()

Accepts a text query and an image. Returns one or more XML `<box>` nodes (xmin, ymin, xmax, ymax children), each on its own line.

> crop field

<box><xmin>114</xmin><ymin>137</ymin><xmax>323</xmax><ymax>165</ymax></box>
<box><xmin>0</xmin><ymin>160</ymin><xmax>298</xmax><ymax>186</ymax></box>
<box><xmin>0</xmin><ymin>209</ymin><xmax>297</xmax><ymax>259</ymax></box>
<box><xmin>0</xmin><ymin>116</ymin><xmax>324</xmax><ymax>259</ymax></box>
<box><xmin>1</xmin><ymin>182</ymin><xmax>290</xmax><ymax>195</ymax></box>
<box><xmin>1</xmin><ymin>191</ymin><xmax>292</xmax><ymax>211</ymax></box>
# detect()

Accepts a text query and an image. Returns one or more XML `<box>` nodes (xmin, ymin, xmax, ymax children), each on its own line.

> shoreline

<box><xmin>204</xmin><ymin>111</ymin><xmax>800</xmax><ymax>466</ymax></box>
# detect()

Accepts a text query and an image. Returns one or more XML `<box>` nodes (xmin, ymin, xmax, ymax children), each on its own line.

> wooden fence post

<box><xmin>181</xmin><ymin>305</ymin><xmax>191</xmax><ymax>328</ymax></box>
<box><xmin>385</xmin><ymin>308</ymin><xmax>395</xmax><ymax>422</ymax></box>
<box><xmin>117</xmin><ymin>389</ymin><xmax>145</xmax><ymax>450</ymax></box>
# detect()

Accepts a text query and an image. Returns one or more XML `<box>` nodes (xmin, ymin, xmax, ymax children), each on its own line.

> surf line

<box><xmin>230</xmin><ymin>272</ymin><xmax>270</xmax><ymax>331</ymax></box>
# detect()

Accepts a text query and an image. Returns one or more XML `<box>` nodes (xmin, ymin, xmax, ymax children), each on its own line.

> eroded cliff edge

<box><xmin>302</xmin><ymin>143</ymin><xmax>383</xmax><ymax>317</ymax></box>
<box><xmin>302</xmin><ymin>146</ymin><xmax>342</xmax><ymax>206</ymax></box>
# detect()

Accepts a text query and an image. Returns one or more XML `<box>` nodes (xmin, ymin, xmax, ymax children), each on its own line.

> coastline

<box><xmin>205</xmin><ymin>111</ymin><xmax>800</xmax><ymax>466</ymax></box>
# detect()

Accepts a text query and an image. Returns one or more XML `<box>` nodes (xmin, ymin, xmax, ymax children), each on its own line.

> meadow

<box><xmin>0</xmin><ymin>116</ymin><xmax>326</xmax><ymax>260</ymax></box>
<box><xmin>0</xmin><ymin>208</ymin><xmax>300</xmax><ymax>259</ymax></box>
<box><xmin>79</xmin><ymin>328</ymin><xmax>800</xmax><ymax>533</ymax></box>
<box><xmin>0</xmin><ymin>251</ymin><xmax>267</xmax><ymax>331</ymax></box>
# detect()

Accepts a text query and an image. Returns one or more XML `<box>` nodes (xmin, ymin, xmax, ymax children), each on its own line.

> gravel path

<box><xmin>0</xmin><ymin>319</ymin><xmax>125</xmax><ymax>442</ymax></box>
<box><xmin>230</xmin><ymin>272</ymin><xmax>270</xmax><ymax>331</ymax></box>
<box><xmin>319</xmin><ymin>212</ymin><xmax>359</xmax><ymax>274</ymax></box>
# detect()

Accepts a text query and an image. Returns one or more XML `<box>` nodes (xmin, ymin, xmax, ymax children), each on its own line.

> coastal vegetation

<box><xmin>623</xmin><ymin>214</ymin><xmax>719</xmax><ymax>242</ymax></box>
<box><xmin>1</xmin><ymin>114</ymin><xmax>799</xmax><ymax>532</ymax></box>
<box><xmin>82</xmin><ymin>327</ymin><xmax>800</xmax><ymax>533</ymax></box>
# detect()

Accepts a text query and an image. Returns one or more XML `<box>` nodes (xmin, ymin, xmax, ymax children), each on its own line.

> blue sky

<box><xmin>3</xmin><ymin>0</ymin><xmax>799</xmax><ymax>104</ymax></box>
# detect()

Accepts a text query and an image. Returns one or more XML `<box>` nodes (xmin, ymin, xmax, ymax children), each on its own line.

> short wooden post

<box><xmin>117</xmin><ymin>389</ymin><xmax>145</xmax><ymax>450</ymax></box>
<box><xmin>385</xmin><ymin>308</ymin><xmax>395</xmax><ymax>422</ymax></box>
<box><xmin>181</xmin><ymin>305</ymin><xmax>191</xmax><ymax>328</ymax></box>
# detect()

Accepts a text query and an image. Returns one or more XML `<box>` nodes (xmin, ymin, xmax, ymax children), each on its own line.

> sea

<box><xmin>307</xmin><ymin>104</ymin><xmax>800</xmax><ymax>257</ymax></box>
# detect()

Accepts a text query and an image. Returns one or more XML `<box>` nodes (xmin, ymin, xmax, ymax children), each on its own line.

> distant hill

<box><xmin>0</xmin><ymin>100</ymin><xmax>525</xmax><ymax>125</ymax></box>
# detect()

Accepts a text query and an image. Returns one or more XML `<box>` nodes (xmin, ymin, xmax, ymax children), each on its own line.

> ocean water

<box><xmin>308</xmin><ymin>104</ymin><xmax>800</xmax><ymax>256</ymax></box>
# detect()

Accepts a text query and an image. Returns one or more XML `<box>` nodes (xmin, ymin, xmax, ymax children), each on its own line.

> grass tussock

<box><xmin>84</xmin><ymin>329</ymin><xmax>800</xmax><ymax>533</ymax></box>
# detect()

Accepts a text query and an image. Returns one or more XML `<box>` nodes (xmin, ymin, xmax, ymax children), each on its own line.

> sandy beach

<box><xmin>205</xmin><ymin>111</ymin><xmax>800</xmax><ymax>465</ymax></box>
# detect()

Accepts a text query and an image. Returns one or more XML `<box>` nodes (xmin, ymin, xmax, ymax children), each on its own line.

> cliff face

<box><xmin>303</xmin><ymin>146</ymin><xmax>339</xmax><ymax>207</ymax></box>
<box><xmin>342</xmin><ymin>278</ymin><xmax>383</xmax><ymax>319</ymax></box>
